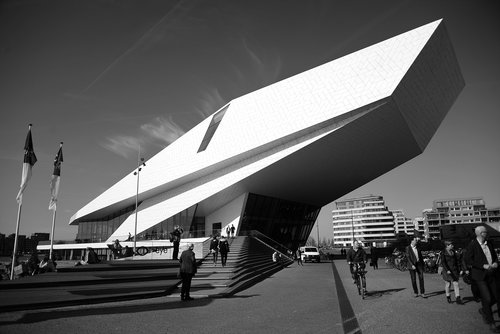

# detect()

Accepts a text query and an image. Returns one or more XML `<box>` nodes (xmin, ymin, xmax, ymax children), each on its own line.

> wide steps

<box><xmin>170</xmin><ymin>235</ymin><xmax>291</xmax><ymax>299</ymax></box>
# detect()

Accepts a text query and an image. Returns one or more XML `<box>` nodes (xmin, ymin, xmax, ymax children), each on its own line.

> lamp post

<box><xmin>351</xmin><ymin>209</ymin><xmax>355</xmax><ymax>245</ymax></box>
<box><xmin>133</xmin><ymin>155</ymin><xmax>146</xmax><ymax>255</ymax></box>
<box><xmin>316</xmin><ymin>221</ymin><xmax>320</xmax><ymax>249</ymax></box>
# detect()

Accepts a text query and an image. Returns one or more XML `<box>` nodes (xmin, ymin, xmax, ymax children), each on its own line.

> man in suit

<box><xmin>179</xmin><ymin>243</ymin><xmax>197</xmax><ymax>301</ymax></box>
<box><xmin>465</xmin><ymin>226</ymin><xmax>499</xmax><ymax>333</ymax></box>
<box><xmin>406</xmin><ymin>237</ymin><xmax>426</xmax><ymax>298</ymax></box>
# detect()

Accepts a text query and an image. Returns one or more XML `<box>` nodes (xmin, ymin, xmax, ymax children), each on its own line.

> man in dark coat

<box><xmin>465</xmin><ymin>226</ymin><xmax>499</xmax><ymax>333</ymax></box>
<box><xmin>179</xmin><ymin>243</ymin><xmax>197</xmax><ymax>301</ymax></box>
<box><xmin>406</xmin><ymin>237</ymin><xmax>426</xmax><ymax>298</ymax></box>
<box><xmin>346</xmin><ymin>241</ymin><xmax>367</xmax><ymax>283</ymax></box>
<box><xmin>170</xmin><ymin>225</ymin><xmax>183</xmax><ymax>260</ymax></box>
<box><xmin>218</xmin><ymin>236</ymin><xmax>230</xmax><ymax>267</ymax></box>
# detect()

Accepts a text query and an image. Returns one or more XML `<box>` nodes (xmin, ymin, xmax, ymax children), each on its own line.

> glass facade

<box><xmin>137</xmin><ymin>204</ymin><xmax>199</xmax><ymax>240</ymax></box>
<box><xmin>76</xmin><ymin>204</ymin><xmax>201</xmax><ymax>242</ymax></box>
<box><xmin>76</xmin><ymin>204</ymin><xmax>137</xmax><ymax>242</ymax></box>
<box><xmin>239</xmin><ymin>193</ymin><xmax>320</xmax><ymax>250</ymax></box>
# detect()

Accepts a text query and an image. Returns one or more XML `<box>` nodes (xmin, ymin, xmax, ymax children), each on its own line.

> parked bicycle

<box><xmin>352</xmin><ymin>262</ymin><xmax>367</xmax><ymax>299</ymax></box>
<box><xmin>423</xmin><ymin>250</ymin><xmax>440</xmax><ymax>273</ymax></box>
<box><xmin>385</xmin><ymin>252</ymin><xmax>408</xmax><ymax>271</ymax></box>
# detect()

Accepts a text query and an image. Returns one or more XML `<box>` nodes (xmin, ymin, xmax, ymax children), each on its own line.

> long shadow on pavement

<box><xmin>0</xmin><ymin>298</ymin><xmax>212</xmax><ymax>325</ymax></box>
<box><xmin>331</xmin><ymin>261</ymin><xmax>362</xmax><ymax>334</ymax></box>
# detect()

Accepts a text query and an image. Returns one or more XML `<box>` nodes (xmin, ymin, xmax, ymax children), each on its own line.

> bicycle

<box><xmin>352</xmin><ymin>262</ymin><xmax>367</xmax><ymax>299</ymax></box>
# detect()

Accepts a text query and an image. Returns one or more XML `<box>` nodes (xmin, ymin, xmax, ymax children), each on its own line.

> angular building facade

<box><xmin>69</xmin><ymin>19</ymin><xmax>464</xmax><ymax>251</ymax></box>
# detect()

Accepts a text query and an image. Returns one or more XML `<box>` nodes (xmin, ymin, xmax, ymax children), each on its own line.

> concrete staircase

<box><xmin>168</xmin><ymin>236</ymin><xmax>293</xmax><ymax>299</ymax></box>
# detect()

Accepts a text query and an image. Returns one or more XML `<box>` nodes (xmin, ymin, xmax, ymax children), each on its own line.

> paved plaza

<box><xmin>0</xmin><ymin>259</ymin><xmax>495</xmax><ymax>334</ymax></box>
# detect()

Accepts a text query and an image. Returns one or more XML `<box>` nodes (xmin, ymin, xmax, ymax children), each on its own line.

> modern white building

<box><xmin>414</xmin><ymin>216</ymin><xmax>428</xmax><ymax>239</ymax></box>
<box><xmin>393</xmin><ymin>209</ymin><xmax>416</xmax><ymax>236</ymax></box>
<box><xmin>49</xmin><ymin>19</ymin><xmax>463</xmax><ymax>258</ymax></box>
<box><xmin>332</xmin><ymin>195</ymin><xmax>396</xmax><ymax>247</ymax></box>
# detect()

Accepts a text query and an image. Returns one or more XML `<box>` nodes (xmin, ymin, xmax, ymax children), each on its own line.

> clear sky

<box><xmin>1</xmin><ymin>0</ymin><xmax>499</xmax><ymax>242</ymax></box>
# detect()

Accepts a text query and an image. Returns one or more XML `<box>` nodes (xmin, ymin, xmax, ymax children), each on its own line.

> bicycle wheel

<box><xmin>356</xmin><ymin>277</ymin><xmax>361</xmax><ymax>295</ymax></box>
<box><xmin>361</xmin><ymin>276</ymin><xmax>366</xmax><ymax>299</ymax></box>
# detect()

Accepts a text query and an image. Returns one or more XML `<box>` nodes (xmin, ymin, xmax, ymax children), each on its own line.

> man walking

<box><xmin>296</xmin><ymin>248</ymin><xmax>303</xmax><ymax>266</ymax></box>
<box><xmin>170</xmin><ymin>225</ymin><xmax>183</xmax><ymax>260</ymax></box>
<box><xmin>219</xmin><ymin>235</ymin><xmax>230</xmax><ymax>267</ymax></box>
<box><xmin>465</xmin><ymin>226</ymin><xmax>499</xmax><ymax>333</ymax></box>
<box><xmin>406</xmin><ymin>237</ymin><xmax>426</xmax><ymax>298</ymax></box>
<box><xmin>179</xmin><ymin>243</ymin><xmax>197</xmax><ymax>301</ymax></box>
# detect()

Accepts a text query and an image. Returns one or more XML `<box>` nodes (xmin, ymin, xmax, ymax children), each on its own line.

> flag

<box><xmin>49</xmin><ymin>143</ymin><xmax>63</xmax><ymax>210</ymax></box>
<box><xmin>16</xmin><ymin>125</ymin><xmax>37</xmax><ymax>204</ymax></box>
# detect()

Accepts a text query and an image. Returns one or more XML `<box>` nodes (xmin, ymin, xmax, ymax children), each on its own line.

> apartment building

<box><xmin>423</xmin><ymin>197</ymin><xmax>500</xmax><ymax>239</ymax></box>
<box><xmin>332</xmin><ymin>195</ymin><xmax>396</xmax><ymax>247</ymax></box>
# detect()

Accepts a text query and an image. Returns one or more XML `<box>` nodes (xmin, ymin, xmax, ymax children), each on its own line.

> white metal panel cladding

<box><xmin>69</xmin><ymin>19</ymin><xmax>463</xmax><ymax>243</ymax></box>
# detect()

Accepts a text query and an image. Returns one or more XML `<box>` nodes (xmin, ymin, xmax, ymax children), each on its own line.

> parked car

<box><xmin>300</xmin><ymin>246</ymin><xmax>321</xmax><ymax>263</ymax></box>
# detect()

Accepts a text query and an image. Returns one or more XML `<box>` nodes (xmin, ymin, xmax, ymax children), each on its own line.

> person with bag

<box><xmin>209</xmin><ymin>235</ymin><xmax>219</xmax><ymax>266</ymax></box>
<box><xmin>170</xmin><ymin>225</ymin><xmax>183</xmax><ymax>260</ymax></box>
<box><xmin>461</xmin><ymin>247</ymin><xmax>480</xmax><ymax>302</ymax></box>
<box><xmin>218</xmin><ymin>235</ymin><xmax>230</xmax><ymax>267</ymax></box>
<box><xmin>440</xmin><ymin>240</ymin><xmax>463</xmax><ymax>304</ymax></box>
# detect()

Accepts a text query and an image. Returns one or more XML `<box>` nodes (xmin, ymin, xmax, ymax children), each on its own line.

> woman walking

<box><xmin>209</xmin><ymin>235</ymin><xmax>219</xmax><ymax>266</ymax></box>
<box><xmin>440</xmin><ymin>240</ymin><xmax>463</xmax><ymax>304</ymax></box>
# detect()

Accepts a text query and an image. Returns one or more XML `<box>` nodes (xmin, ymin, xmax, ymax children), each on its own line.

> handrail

<box><xmin>247</xmin><ymin>230</ymin><xmax>294</xmax><ymax>261</ymax></box>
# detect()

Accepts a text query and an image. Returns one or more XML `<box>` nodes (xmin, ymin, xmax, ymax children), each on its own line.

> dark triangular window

<box><xmin>197</xmin><ymin>104</ymin><xmax>229</xmax><ymax>152</ymax></box>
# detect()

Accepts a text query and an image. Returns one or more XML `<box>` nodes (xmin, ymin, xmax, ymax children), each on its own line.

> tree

<box><xmin>306</xmin><ymin>236</ymin><xmax>317</xmax><ymax>247</ymax></box>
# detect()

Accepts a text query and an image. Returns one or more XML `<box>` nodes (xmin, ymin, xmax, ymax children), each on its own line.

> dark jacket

<box><xmin>346</xmin><ymin>247</ymin><xmax>367</xmax><ymax>263</ymax></box>
<box><xmin>209</xmin><ymin>239</ymin><xmax>219</xmax><ymax>251</ymax></box>
<box><xmin>179</xmin><ymin>249</ymin><xmax>197</xmax><ymax>275</ymax></box>
<box><xmin>440</xmin><ymin>249</ymin><xmax>461</xmax><ymax>281</ymax></box>
<box><xmin>465</xmin><ymin>239</ymin><xmax>498</xmax><ymax>281</ymax></box>
<box><xmin>218</xmin><ymin>239</ymin><xmax>230</xmax><ymax>254</ymax></box>
<box><xmin>171</xmin><ymin>228</ymin><xmax>182</xmax><ymax>243</ymax></box>
<box><xmin>405</xmin><ymin>244</ymin><xmax>424</xmax><ymax>268</ymax></box>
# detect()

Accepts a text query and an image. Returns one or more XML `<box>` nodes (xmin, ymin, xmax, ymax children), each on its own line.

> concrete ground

<box><xmin>0</xmin><ymin>259</ymin><xmax>495</xmax><ymax>334</ymax></box>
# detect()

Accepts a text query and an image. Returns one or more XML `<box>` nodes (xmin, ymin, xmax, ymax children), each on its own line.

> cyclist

<box><xmin>347</xmin><ymin>240</ymin><xmax>368</xmax><ymax>284</ymax></box>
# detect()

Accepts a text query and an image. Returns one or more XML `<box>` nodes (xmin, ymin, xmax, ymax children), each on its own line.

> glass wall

<box><xmin>137</xmin><ymin>204</ymin><xmax>199</xmax><ymax>240</ymax></box>
<box><xmin>239</xmin><ymin>193</ymin><xmax>320</xmax><ymax>250</ymax></box>
<box><xmin>76</xmin><ymin>204</ymin><xmax>137</xmax><ymax>242</ymax></box>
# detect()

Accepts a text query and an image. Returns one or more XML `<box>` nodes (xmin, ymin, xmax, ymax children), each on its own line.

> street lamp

<box><xmin>351</xmin><ymin>209</ymin><xmax>355</xmax><ymax>245</ymax></box>
<box><xmin>133</xmin><ymin>156</ymin><xmax>146</xmax><ymax>255</ymax></box>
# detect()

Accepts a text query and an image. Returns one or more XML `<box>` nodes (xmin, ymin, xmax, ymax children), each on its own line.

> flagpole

<box><xmin>49</xmin><ymin>142</ymin><xmax>63</xmax><ymax>261</ymax></box>
<box><xmin>10</xmin><ymin>202</ymin><xmax>22</xmax><ymax>280</ymax></box>
<box><xmin>133</xmin><ymin>147</ymin><xmax>146</xmax><ymax>256</ymax></box>
<box><xmin>133</xmin><ymin>147</ymin><xmax>140</xmax><ymax>255</ymax></box>
<box><xmin>11</xmin><ymin>124</ymin><xmax>37</xmax><ymax>280</ymax></box>
<box><xmin>49</xmin><ymin>209</ymin><xmax>57</xmax><ymax>261</ymax></box>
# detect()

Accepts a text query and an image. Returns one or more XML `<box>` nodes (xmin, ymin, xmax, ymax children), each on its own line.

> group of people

<box><xmin>177</xmin><ymin>225</ymin><xmax>236</xmax><ymax>301</ymax></box>
<box><xmin>209</xmin><ymin>234</ymin><xmax>230</xmax><ymax>267</ymax></box>
<box><xmin>395</xmin><ymin>226</ymin><xmax>499</xmax><ymax>333</ymax></box>
<box><xmin>109</xmin><ymin>239</ymin><xmax>133</xmax><ymax>259</ymax></box>
<box><xmin>26</xmin><ymin>252</ymin><xmax>56</xmax><ymax>275</ymax></box>
<box><xmin>345</xmin><ymin>226</ymin><xmax>499</xmax><ymax>332</ymax></box>
<box><xmin>225</xmin><ymin>224</ymin><xmax>236</xmax><ymax>239</ymax></box>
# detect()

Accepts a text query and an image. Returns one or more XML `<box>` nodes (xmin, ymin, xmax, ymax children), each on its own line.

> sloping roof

<box><xmin>68</xmin><ymin>19</ymin><xmax>464</xmax><ymax>243</ymax></box>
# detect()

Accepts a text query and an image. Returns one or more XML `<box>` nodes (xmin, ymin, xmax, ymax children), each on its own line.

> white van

<box><xmin>299</xmin><ymin>246</ymin><xmax>321</xmax><ymax>263</ymax></box>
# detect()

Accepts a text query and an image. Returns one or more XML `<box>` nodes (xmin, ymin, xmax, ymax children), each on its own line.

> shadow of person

<box><xmin>364</xmin><ymin>288</ymin><xmax>406</xmax><ymax>299</ymax></box>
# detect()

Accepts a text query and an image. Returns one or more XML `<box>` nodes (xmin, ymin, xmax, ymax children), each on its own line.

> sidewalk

<box><xmin>0</xmin><ymin>260</ymin><xmax>493</xmax><ymax>334</ymax></box>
